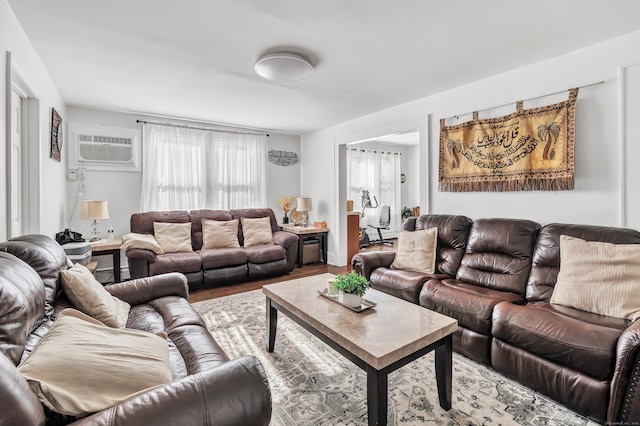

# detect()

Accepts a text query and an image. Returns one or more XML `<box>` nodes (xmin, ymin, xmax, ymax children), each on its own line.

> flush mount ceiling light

<box><xmin>254</xmin><ymin>52</ymin><xmax>313</xmax><ymax>82</ymax></box>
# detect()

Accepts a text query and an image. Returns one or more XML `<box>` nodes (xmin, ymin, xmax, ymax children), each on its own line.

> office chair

<box><xmin>368</xmin><ymin>206</ymin><xmax>393</xmax><ymax>246</ymax></box>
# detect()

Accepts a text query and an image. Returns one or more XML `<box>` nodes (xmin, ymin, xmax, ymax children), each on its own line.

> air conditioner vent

<box><xmin>69</xmin><ymin>124</ymin><xmax>141</xmax><ymax>171</ymax></box>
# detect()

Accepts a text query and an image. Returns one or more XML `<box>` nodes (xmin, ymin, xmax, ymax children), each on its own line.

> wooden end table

<box><xmin>280</xmin><ymin>225</ymin><xmax>329</xmax><ymax>267</ymax></box>
<box><xmin>263</xmin><ymin>273</ymin><xmax>458</xmax><ymax>426</ymax></box>
<box><xmin>90</xmin><ymin>239</ymin><xmax>123</xmax><ymax>283</ymax></box>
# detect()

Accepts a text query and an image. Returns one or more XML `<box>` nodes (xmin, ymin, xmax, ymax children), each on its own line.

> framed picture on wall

<box><xmin>50</xmin><ymin>108</ymin><xmax>62</xmax><ymax>162</ymax></box>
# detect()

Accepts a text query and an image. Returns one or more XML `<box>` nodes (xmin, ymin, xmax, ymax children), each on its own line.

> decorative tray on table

<box><xmin>317</xmin><ymin>289</ymin><xmax>377</xmax><ymax>313</ymax></box>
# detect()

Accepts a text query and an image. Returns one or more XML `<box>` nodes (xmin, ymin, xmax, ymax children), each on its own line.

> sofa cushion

<box><xmin>456</xmin><ymin>218</ymin><xmax>540</xmax><ymax>294</ymax></box>
<box><xmin>121</xmin><ymin>233</ymin><xmax>164</xmax><ymax>254</ymax></box>
<box><xmin>420</xmin><ymin>278</ymin><xmax>523</xmax><ymax>334</ymax></box>
<box><xmin>202</xmin><ymin>219</ymin><xmax>240</xmax><ymax>249</ymax></box>
<box><xmin>149</xmin><ymin>252</ymin><xmax>202</xmax><ymax>276</ymax></box>
<box><xmin>241</xmin><ymin>217</ymin><xmax>274</xmax><ymax>247</ymax></box>
<box><xmin>153</xmin><ymin>222</ymin><xmax>193</xmax><ymax>253</ymax></box>
<box><xmin>244</xmin><ymin>245</ymin><xmax>286</xmax><ymax>264</ymax></box>
<box><xmin>411</xmin><ymin>214</ymin><xmax>473</xmax><ymax>276</ymax></box>
<box><xmin>18</xmin><ymin>309</ymin><xmax>171</xmax><ymax>416</ymax></box>
<box><xmin>0</xmin><ymin>252</ymin><xmax>46</xmax><ymax>365</ymax></box>
<box><xmin>61</xmin><ymin>263</ymin><xmax>130</xmax><ymax>328</ymax></box>
<box><xmin>200</xmin><ymin>248</ymin><xmax>248</xmax><ymax>270</ymax></box>
<box><xmin>391</xmin><ymin>228</ymin><xmax>438</xmax><ymax>274</ymax></box>
<box><xmin>492</xmin><ymin>301</ymin><xmax>625</xmax><ymax>380</ymax></box>
<box><xmin>526</xmin><ymin>223</ymin><xmax>640</xmax><ymax>303</ymax></box>
<box><xmin>550</xmin><ymin>235</ymin><xmax>640</xmax><ymax>321</ymax></box>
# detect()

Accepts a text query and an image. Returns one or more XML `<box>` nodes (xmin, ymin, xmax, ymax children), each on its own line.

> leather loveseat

<box><xmin>0</xmin><ymin>234</ymin><xmax>272</xmax><ymax>426</ymax></box>
<box><xmin>352</xmin><ymin>214</ymin><xmax>640</xmax><ymax>424</ymax></box>
<box><xmin>126</xmin><ymin>208</ymin><xmax>299</xmax><ymax>290</ymax></box>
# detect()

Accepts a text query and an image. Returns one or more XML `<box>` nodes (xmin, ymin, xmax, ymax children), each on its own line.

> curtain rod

<box><xmin>136</xmin><ymin>119</ymin><xmax>269</xmax><ymax>137</ymax></box>
<box><xmin>446</xmin><ymin>80</ymin><xmax>604</xmax><ymax>120</ymax></box>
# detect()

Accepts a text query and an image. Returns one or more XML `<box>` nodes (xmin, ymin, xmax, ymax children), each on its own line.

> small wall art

<box><xmin>268</xmin><ymin>149</ymin><xmax>299</xmax><ymax>166</ymax></box>
<box><xmin>50</xmin><ymin>108</ymin><xmax>62</xmax><ymax>162</ymax></box>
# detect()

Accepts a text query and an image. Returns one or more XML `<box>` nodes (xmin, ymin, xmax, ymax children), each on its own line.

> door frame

<box><xmin>6</xmin><ymin>51</ymin><xmax>41</xmax><ymax>237</ymax></box>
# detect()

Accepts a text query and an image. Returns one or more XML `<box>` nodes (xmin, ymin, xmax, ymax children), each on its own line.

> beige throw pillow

<box><xmin>391</xmin><ymin>227</ymin><xmax>438</xmax><ymax>274</ymax></box>
<box><xmin>18</xmin><ymin>309</ymin><xmax>171</xmax><ymax>416</ymax></box>
<box><xmin>241</xmin><ymin>216</ymin><xmax>274</xmax><ymax>247</ymax></box>
<box><xmin>121</xmin><ymin>232</ymin><xmax>164</xmax><ymax>254</ymax></box>
<box><xmin>153</xmin><ymin>222</ymin><xmax>193</xmax><ymax>253</ymax></box>
<box><xmin>60</xmin><ymin>263</ymin><xmax>130</xmax><ymax>328</ymax></box>
<box><xmin>551</xmin><ymin>235</ymin><xmax>640</xmax><ymax>321</ymax></box>
<box><xmin>202</xmin><ymin>219</ymin><xmax>240</xmax><ymax>249</ymax></box>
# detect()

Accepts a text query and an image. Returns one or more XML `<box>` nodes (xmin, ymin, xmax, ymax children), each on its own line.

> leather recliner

<box><xmin>0</xmin><ymin>234</ymin><xmax>272</xmax><ymax>426</ymax></box>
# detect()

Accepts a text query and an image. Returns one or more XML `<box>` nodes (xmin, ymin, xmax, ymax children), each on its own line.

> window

<box><xmin>141</xmin><ymin>123</ymin><xmax>267</xmax><ymax>211</ymax></box>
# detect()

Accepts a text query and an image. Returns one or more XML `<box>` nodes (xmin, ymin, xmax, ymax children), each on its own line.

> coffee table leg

<box><xmin>366</xmin><ymin>365</ymin><xmax>388</xmax><ymax>426</ymax></box>
<box><xmin>266</xmin><ymin>297</ymin><xmax>277</xmax><ymax>352</ymax></box>
<box><xmin>435</xmin><ymin>334</ymin><xmax>453</xmax><ymax>410</ymax></box>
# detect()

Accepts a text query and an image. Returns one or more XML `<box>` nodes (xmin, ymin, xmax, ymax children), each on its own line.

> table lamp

<box><xmin>81</xmin><ymin>200</ymin><xmax>109</xmax><ymax>241</ymax></box>
<box><xmin>296</xmin><ymin>197</ymin><xmax>312</xmax><ymax>227</ymax></box>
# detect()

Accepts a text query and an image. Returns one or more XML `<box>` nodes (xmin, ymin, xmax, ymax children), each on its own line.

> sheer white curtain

<box><xmin>141</xmin><ymin>123</ymin><xmax>267</xmax><ymax>211</ymax></box>
<box><xmin>346</xmin><ymin>148</ymin><xmax>401</xmax><ymax>232</ymax></box>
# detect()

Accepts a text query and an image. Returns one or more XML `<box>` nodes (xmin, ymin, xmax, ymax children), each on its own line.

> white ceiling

<box><xmin>8</xmin><ymin>1</ymin><xmax>640</xmax><ymax>135</ymax></box>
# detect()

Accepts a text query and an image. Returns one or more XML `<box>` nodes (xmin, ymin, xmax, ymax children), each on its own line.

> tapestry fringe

<box><xmin>439</xmin><ymin>176</ymin><xmax>574</xmax><ymax>192</ymax></box>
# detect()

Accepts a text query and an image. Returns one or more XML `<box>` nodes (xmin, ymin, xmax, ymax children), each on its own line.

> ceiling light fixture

<box><xmin>254</xmin><ymin>52</ymin><xmax>313</xmax><ymax>82</ymax></box>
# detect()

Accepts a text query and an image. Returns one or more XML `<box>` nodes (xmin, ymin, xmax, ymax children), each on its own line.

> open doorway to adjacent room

<box><xmin>345</xmin><ymin>131</ymin><xmax>420</xmax><ymax>247</ymax></box>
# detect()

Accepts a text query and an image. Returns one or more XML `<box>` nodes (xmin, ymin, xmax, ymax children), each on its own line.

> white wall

<box><xmin>66</xmin><ymin>107</ymin><xmax>300</xmax><ymax>276</ymax></box>
<box><xmin>302</xmin><ymin>31</ymin><xmax>640</xmax><ymax>266</ymax></box>
<box><xmin>1</xmin><ymin>0</ymin><xmax>67</xmax><ymax>240</ymax></box>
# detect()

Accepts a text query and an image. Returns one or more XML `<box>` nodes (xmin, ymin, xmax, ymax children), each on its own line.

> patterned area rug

<box><xmin>192</xmin><ymin>290</ymin><xmax>598</xmax><ymax>426</ymax></box>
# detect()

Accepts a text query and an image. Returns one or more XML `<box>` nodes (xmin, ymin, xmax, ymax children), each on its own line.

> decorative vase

<box><xmin>339</xmin><ymin>292</ymin><xmax>362</xmax><ymax>308</ymax></box>
<box><xmin>283</xmin><ymin>215</ymin><xmax>289</xmax><ymax>224</ymax></box>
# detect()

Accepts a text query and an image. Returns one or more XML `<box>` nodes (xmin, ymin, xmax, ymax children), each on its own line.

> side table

<box><xmin>280</xmin><ymin>225</ymin><xmax>329</xmax><ymax>268</ymax></box>
<box><xmin>90</xmin><ymin>239</ymin><xmax>123</xmax><ymax>283</ymax></box>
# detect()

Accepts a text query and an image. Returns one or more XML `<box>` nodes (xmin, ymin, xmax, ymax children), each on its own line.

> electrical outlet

<box><xmin>67</xmin><ymin>169</ymin><xmax>78</xmax><ymax>180</ymax></box>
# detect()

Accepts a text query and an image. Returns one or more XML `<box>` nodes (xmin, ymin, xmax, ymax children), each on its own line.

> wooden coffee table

<box><xmin>263</xmin><ymin>273</ymin><xmax>458</xmax><ymax>426</ymax></box>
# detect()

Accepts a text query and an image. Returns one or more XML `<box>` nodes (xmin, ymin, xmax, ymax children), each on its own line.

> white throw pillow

<box><xmin>551</xmin><ymin>235</ymin><xmax>640</xmax><ymax>321</ymax></box>
<box><xmin>121</xmin><ymin>232</ymin><xmax>164</xmax><ymax>254</ymax></box>
<box><xmin>18</xmin><ymin>309</ymin><xmax>171</xmax><ymax>416</ymax></box>
<box><xmin>391</xmin><ymin>227</ymin><xmax>438</xmax><ymax>274</ymax></box>
<box><xmin>202</xmin><ymin>219</ymin><xmax>240</xmax><ymax>249</ymax></box>
<box><xmin>60</xmin><ymin>263</ymin><xmax>130</xmax><ymax>328</ymax></box>
<box><xmin>241</xmin><ymin>216</ymin><xmax>274</xmax><ymax>247</ymax></box>
<box><xmin>153</xmin><ymin>222</ymin><xmax>193</xmax><ymax>253</ymax></box>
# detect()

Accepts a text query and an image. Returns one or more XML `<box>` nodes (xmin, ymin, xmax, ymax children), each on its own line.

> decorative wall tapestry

<box><xmin>268</xmin><ymin>150</ymin><xmax>299</xmax><ymax>166</ymax></box>
<box><xmin>439</xmin><ymin>88</ymin><xmax>578</xmax><ymax>192</ymax></box>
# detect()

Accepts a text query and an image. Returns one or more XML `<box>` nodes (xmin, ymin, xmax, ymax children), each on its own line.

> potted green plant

<box><xmin>332</xmin><ymin>271</ymin><xmax>370</xmax><ymax>308</ymax></box>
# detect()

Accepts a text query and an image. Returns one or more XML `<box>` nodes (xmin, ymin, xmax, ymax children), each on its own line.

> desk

<box><xmin>90</xmin><ymin>239</ymin><xmax>123</xmax><ymax>283</ymax></box>
<box><xmin>280</xmin><ymin>225</ymin><xmax>329</xmax><ymax>268</ymax></box>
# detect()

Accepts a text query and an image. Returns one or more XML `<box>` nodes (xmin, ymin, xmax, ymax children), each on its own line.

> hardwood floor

<box><xmin>189</xmin><ymin>240</ymin><xmax>396</xmax><ymax>303</ymax></box>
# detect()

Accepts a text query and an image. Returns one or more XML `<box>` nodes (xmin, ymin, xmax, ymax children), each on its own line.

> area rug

<box><xmin>192</xmin><ymin>290</ymin><xmax>598</xmax><ymax>426</ymax></box>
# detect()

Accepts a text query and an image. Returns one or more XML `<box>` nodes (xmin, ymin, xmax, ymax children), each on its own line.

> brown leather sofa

<box><xmin>352</xmin><ymin>215</ymin><xmax>640</xmax><ymax>424</ymax></box>
<box><xmin>126</xmin><ymin>208</ymin><xmax>299</xmax><ymax>289</ymax></box>
<box><xmin>0</xmin><ymin>234</ymin><xmax>272</xmax><ymax>426</ymax></box>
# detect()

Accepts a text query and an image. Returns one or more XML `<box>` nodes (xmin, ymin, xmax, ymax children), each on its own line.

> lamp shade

<box><xmin>81</xmin><ymin>200</ymin><xmax>109</xmax><ymax>220</ymax></box>
<box><xmin>296</xmin><ymin>198</ymin><xmax>312</xmax><ymax>212</ymax></box>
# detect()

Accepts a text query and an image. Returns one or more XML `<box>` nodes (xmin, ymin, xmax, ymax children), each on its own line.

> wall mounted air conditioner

<box><xmin>68</xmin><ymin>123</ymin><xmax>142</xmax><ymax>171</ymax></box>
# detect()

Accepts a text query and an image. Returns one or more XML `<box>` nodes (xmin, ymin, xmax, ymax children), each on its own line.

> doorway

<box><xmin>334</xmin><ymin>116</ymin><xmax>429</xmax><ymax>266</ymax></box>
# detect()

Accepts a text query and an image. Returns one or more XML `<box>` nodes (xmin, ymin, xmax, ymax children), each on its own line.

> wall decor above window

<box><xmin>439</xmin><ymin>88</ymin><xmax>579</xmax><ymax>192</ymax></box>
<box><xmin>268</xmin><ymin>150</ymin><xmax>299</xmax><ymax>166</ymax></box>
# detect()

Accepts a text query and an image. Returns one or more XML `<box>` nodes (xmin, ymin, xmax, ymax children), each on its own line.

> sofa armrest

<box><xmin>351</xmin><ymin>251</ymin><xmax>397</xmax><ymax>280</ymax></box>
<box><xmin>273</xmin><ymin>231</ymin><xmax>299</xmax><ymax>271</ymax></box>
<box><xmin>106</xmin><ymin>273</ymin><xmax>189</xmax><ymax>305</ymax></box>
<box><xmin>608</xmin><ymin>319</ymin><xmax>640</xmax><ymax>424</ymax></box>
<box><xmin>71</xmin><ymin>356</ymin><xmax>271</xmax><ymax>426</ymax></box>
<box><xmin>125</xmin><ymin>248</ymin><xmax>157</xmax><ymax>263</ymax></box>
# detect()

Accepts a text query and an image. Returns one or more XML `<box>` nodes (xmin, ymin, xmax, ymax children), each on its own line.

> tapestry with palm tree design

<box><xmin>439</xmin><ymin>88</ymin><xmax>578</xmax><ymax>192</ymax></box>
